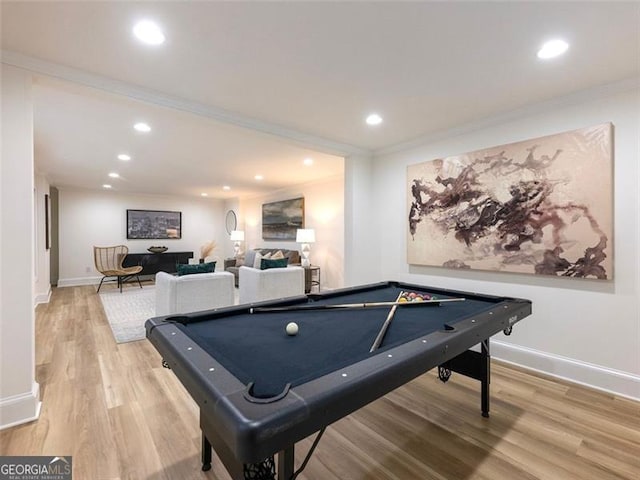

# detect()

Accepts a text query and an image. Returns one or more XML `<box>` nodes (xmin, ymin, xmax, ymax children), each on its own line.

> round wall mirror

<box><xmin>225</xmin><ymin>210</ymin><xmax>237</xmax><ymax>234</ymax></box>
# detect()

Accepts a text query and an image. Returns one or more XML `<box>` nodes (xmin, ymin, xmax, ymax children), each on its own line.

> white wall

<box><xmin>58</xmin><ymin>188</ymin><xmax>228</xmax><ymax>286</ymax></box>
<box><xmin>343</xmin><ymin>154</ymin><xmax>378</xmax><ymax>286</ymax></box>
<box><xmin>238</xmin><ymin>175</ymin><xmax>344</xmax><ymax>290</ymax></box>
<box><xmin>34</xmin><ymin>173</ymin><xmax>51</xmax><ymax>305</ymax></box>
<box><xmin>369</xmin><ymin>85</ymin><xmax>640</xmax><ymax>399</ymax></box>
<box><xmin>0</xmin><ymin>65</ymin><xmax>41</xmax><ymax>429</ymax></box>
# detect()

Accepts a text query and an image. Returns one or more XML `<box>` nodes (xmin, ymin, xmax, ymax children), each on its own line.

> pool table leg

<box><xmin>277</xmin><ymin>445</ymin><xmax>294</xmax><ymax>479</ymax></box>
<box><xmin>481</xmin><ymin>339</ymin><xmax>490</xmax><ymax>418</ymax></box>
<box><xmin>439</xmin><ymin>339</ymin><xmax>491</xmax><ymax>418</ymax></box>
<box><xmin>201</xmin><ymin>433</ymin><xmax>212</xmax><ymax>471</ymax></box>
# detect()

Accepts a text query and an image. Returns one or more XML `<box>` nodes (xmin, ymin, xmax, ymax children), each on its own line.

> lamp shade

<box><xmin>230</xmin><ymin>230</ymin><xmax>245</xmax><ymax>241</ymax></box>
<box><xmin>296</xmin><ymin>229</ymin><xmax>315</xmax><ymax>243</ymax></box>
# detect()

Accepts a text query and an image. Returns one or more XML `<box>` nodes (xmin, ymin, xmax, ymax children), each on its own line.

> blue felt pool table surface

<box><xmin>176</xmin><ymin>284</ymin><xmax>500</xmax><ymax>398</ymax></box>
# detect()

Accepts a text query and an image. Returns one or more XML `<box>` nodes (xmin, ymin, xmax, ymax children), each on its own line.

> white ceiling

<box><xmin>31</xmin><ymin>77</ymin><xmax>344</xmax><ymax>198</ymax></box>
<box><xmin>2</xmin><ymin>1</ymin><xmax>639</xmax><ymax>198</ymax></box>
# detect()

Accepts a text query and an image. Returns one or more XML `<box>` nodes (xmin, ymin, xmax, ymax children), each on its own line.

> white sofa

<box><xmin>155</xmin><ymin>271</ymin><xmax>235</xmax><ymax>316</ymax></box>
<box><xmin>238</xmin><ymin>265</ymin><xmax>305</xmax><ymax>304</ymax></box>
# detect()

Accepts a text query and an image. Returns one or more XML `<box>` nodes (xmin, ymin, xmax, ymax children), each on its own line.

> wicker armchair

<box><xmin>93</xmin><ymin>245</ymin><xmax>143</xmax><ymax>293</ymax></box>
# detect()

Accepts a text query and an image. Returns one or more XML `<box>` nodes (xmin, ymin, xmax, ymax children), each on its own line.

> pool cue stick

<box><xmin>248</xmin><ymin>297</ymin><xmax>464</xmax><ymax>314</ymax></box>
<box><xmin>369</xmin><ymin>291</ymin><xmax>405</xmax><ymax>353</ymax></box>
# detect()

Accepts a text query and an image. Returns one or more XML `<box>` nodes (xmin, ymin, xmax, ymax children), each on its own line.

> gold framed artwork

<box><xmin>407</xmin><ymin>123</ymin><xmax>613</xmax><ymax>279</ymax></box>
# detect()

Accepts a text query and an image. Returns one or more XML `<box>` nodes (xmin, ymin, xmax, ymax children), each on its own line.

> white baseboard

<box><xmin>58</xmin><ymin>276</ymin><xmax>155</xmax><ymax>289</ymax></box>
<box><xmin>57</xmin><ymin>276</ymin><xmax>101</xmax><ymax>287</ymax></box>
<box><xmin>0</xmin><ymin>382</ymin><xmax>41</xmax><ymax>430</ymax></box>
<box><xmin>33</xmin><ymin>287</ymin><xmax>52</xmax><ymax>306</ymax></box>
<box><xmin>492</xmin><ymin>340</ymin><xmax>640</xmax><ymax>401</ymax></box>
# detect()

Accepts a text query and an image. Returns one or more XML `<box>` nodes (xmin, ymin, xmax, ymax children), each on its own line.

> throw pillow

<box><xmin>244</xmin><ymin>249</ymin><xmax>257</xmax><ymax>268</ymax></box>
<box><xmin>176</xmin><ymin>261</ymin><xmax>216</xmax><ymax>276</ymax></box>
<box><xmin>260</xmin><ymin>258</ymin><xmax>288</xmax><ymax>270</ymax></box>
<box><xmin>262</xmin><ymin>252</ymin><xmax>273</xmax><ymax>259</ymax></box>
<box><xmin>235</xmin><ymin>256</ymin><xmax>245</xmax><ymax>267</ymax></box>
<box><xmin>253</xmin><ymin>252</ymin><xmax>263</xmax><ymax>269</ymax></box>
<box><xmin>271</xmin><ymin>250</ymin><xmax>285</xmax><ymax>260</ymax></box>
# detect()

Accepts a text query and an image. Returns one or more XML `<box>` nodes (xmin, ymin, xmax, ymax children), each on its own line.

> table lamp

<box><xmin>230</xmin><ymin>230</ymin><xmax>244</xmax><ymax>257</ymax></box>
<box><xmin>296</xmin><ymin>228</ymin><xmax>315</xmax><ymax>267</ymax></box>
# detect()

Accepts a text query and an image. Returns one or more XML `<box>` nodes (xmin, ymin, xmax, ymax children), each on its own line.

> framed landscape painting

<box><xmin>262</xmin><ymin>198</ymin><xmax>304</xmax><ymax>240</ymax></box>
<box><xmin>127</xmin><ymin>209</ymin><xmax>182</xmax><ymax>239</ymax></box>
<box><xmin>407</xmin><ymin>123</ymin><xmax>613</xmax><ymax>279</ymax></box>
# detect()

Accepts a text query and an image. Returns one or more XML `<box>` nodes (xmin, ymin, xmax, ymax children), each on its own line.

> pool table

<box><xmin>146</xmin><ymin>281</ymin><xmax>531</xmax><ymax>479</ymax></box>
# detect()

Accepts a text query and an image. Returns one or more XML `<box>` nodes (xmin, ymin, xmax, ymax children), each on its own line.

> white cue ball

<box><xmin>286</xmin><ymin>322</ymin><xmax>299</xmax><ymax>336</ymax></box>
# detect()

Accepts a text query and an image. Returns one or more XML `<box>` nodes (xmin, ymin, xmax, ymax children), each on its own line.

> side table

<box><xmin>304</xmin><ymin>265</ymin><xmax>321</xmax><ymax>293</ymax></box>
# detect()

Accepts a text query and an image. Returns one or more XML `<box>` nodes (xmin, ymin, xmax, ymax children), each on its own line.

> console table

<box><xmin>123</xmin><ymin>251</ymin><xmax>193</xmax><ymax>276</ymax></box>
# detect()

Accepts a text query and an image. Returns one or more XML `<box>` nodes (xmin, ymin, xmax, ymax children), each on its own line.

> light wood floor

<box><xmin>1</xmin><ymin>286</ymin><xmax>638</xmax><ymax>480</ymax></box>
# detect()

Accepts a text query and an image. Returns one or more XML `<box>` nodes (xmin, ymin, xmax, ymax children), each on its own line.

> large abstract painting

<box><xmin>407</xmin><ymin>123</ymin><xmax>613</xmax><ymax>279</ymax></box>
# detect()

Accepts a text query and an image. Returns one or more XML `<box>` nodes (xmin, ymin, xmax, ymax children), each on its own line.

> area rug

<box><xmin>99</xmin><ymin>286</ymin><xmax>156</xmax><ymax>343</ymax></box>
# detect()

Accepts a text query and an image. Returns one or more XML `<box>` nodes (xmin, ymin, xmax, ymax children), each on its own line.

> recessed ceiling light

<box><xmin>201</xmin><ymin>193</ymin><xmax>208</xmax><ymax>197</ymax></box>
<box><xmin>303</xmin><ymin>158</ymin><xmax>313</xmax><ymax>166</ymax></box>
<box><xmin>133</xmin><ymin>20</ymin><xmax>165</xmax><ymax>46</ymax></box>
<box><xmin>134</xmin><ymin>122</ymin><xmax>151</xmax><ymax>133</ymax></box>
<box><xmin>366</xmin><ymin>113</ymin><xmax>383</xmax><ymax>126</ymax></box>
<box><xmin>222</xmin><ymin>185</ymin><xmax>231</xmax><ymax>191</ymax></box>
<box><xmin>103</xmin><ymin>184</ymin><xmax>112</xmax><ymax>189</ymax></box>
<box><xmin>108</xmin><ymin>172</ymin><xmax>120</xmax><ymax>178</ymax></box>
<box><xmin>537</xmin><ymin>39</ymin><xmax>569</xmax><ymax>59</ymax></box>
<box><xmin>117</xmin><ymin>154</ymin><xmax>131</xmax><ymax>161</ymax></box>
<box><xmin>255</xmin><ymin>174</ymin><xmax>264</xmax><ymax>181</ymax></box>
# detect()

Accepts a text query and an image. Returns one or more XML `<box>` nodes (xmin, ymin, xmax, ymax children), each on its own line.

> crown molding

<box><xmin>1</xmin><ymin>50</ymin><xmax>369</xmax><ymax>157</ymax></box>
<box><xmin>374</xmin><ymin>76</ymin><xmax>640</xmax><ymax>157</ymax></box>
